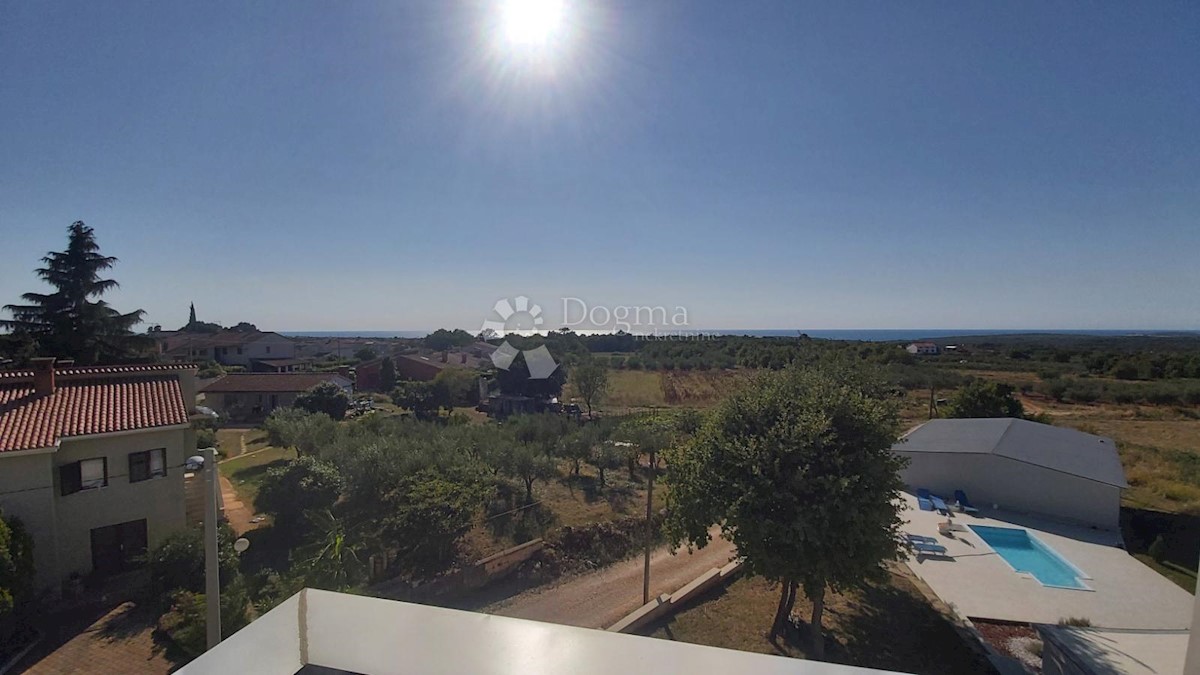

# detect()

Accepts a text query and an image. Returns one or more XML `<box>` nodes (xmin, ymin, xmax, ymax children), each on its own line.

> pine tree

<box><xmin>2</xmin><ymin>221</ymin><xmax>150</xmax><ymax>364</ymax></box>
<box><xmin>188</xmin><ymin>302</ymin><xmax>197</xmax><ymax>328</ymax></box>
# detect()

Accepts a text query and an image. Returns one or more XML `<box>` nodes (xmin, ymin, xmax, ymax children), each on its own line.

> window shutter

<box><xmin>60</xmin><ymin>462</ymin><xmax>82</xmax><ymax>495</ymax></box>
<box><xmin>129</xmin><ymin>451</ymin><xmax>149</xmax><ymax>482</ymax></box>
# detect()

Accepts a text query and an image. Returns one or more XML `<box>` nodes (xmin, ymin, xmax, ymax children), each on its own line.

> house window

<box><xmin>129</xmin><ymin>449</ymin><xmax>167</xmax><ymax>482</ymax></box>
<box><xmin>236</xmin><ymin>347</ymin><xmax>243</xmax><ymax>355</ymax></box>
<box><xmin>265</xmin><ymin>346</ymin><xmax>271</xmax><ymax>354</ymax></box>
<box><xmin>60</xmin><ymin>457</ymin><xmax>108</xmax><ymax>495</ymax></box>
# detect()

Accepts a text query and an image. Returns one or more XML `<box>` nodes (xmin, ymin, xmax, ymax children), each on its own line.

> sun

<box><xmin>499</xmin><ymin>0</ymin><xmax>565</xmax><ymax>49</ymax></box>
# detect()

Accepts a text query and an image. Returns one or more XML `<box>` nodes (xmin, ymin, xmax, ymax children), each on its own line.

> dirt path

<box><xmin>219</xmin><ymin>474</ymin><xmax>260</xmax><ymax>535</ymax></box>
<box><xmin>486</xmin><ymin>531</ymin><xmax>737</xmax><ymax>629</ymax></box>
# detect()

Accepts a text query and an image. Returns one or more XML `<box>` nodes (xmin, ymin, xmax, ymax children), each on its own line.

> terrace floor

<box><xmin>900</xmin><ymin>493</ymin><xmax>1193</xmax><ymax>629</ymax></box>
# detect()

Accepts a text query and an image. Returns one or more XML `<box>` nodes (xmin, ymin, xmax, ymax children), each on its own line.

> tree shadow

<box><xmin>227</xmin><ymin>458</ymin><xmax>288</xmax><ymax>484</ymax></box>
<box><xmin>828</xmin><ymin>581</ymin><xmax>992</xmax><ymax>675</ymax></box>
<box><xmin>484</xmin><ymin>482</ymin><xmax>558</xmax><ymax>543</ymax></box>
<box><xmin>1121</xmin><ymin>506</ymin><xmax>1200</xmax><ymax>584</ymax></box>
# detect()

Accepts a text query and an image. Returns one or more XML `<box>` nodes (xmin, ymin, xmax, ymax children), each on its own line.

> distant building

<box><xmin>250</xmin><ymin>357</ymin><xmax>311</xmax><ymax>373</ymax></box>
<box><xmin>200</xmin><ymin>372</ymin><xmax>352</xmax><ymax>422</ymax></box>
<box><xmin>158</xmin><ymin>330</ymin><xmax>296</xmax><ymax>367</ymax></box>
<box><xmin>906</xmin><ymin>342</ymin><xmax>940</xmax><ymax>355</ymax></box>
<box><xmin>0</xmin><ymin>359</ymin><xmax>199</xmax><ymax>594</ymax></box>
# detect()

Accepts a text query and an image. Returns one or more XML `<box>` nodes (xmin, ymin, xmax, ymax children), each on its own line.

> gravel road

<box><xmin>485</xmin><ymin>532</ymin><xmax>737</xmax><ymax>629</ymax></box>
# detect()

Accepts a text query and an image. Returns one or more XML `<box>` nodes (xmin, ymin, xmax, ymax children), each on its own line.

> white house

<box><xmin>161</xmin><ymin>331</ymin><xmax>296</xmax><ymax>367</ymax></box>
<box><xmin>893</xmin><ymin>418</ymin><xmax>1127</xmax><ymax>530</ymax></box>
<box><xmin>905</xmin><ymin>342</ymin><xmax>940</xmax><ymax>355</ymax></box>
<box><xmin>0</xmin><ymin>359</ymin><xmax>198</xmax><ymax>593</ymax></box>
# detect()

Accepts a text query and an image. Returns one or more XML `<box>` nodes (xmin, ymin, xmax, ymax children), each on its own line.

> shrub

<box><xmin>158</xmin><ymin>583</ymin><xmax>251</xmax><ymax>661</ymax></box>
<box><xmin>1058</xmin><ymin>616</ymin><xmax>1092</xmax><ymax>627</ymax></box>
<box><xmin>0</xmin><ymin>514</ymin><xmax>35</xmax><ymax>643</ymax></box>
<box><xmin>147</xmin><ymin>525</ymin><xmax>240</xmax><ymax>600</ymax></box>
<box><xmin>255</xmin><ymin>456</ymin><xmax>344</xmax><ymax>536</ymax></box>
<box><xmin>295</xmin><ymin>382</ymin><xmax>351</xmax><ymax>420</ymax></box>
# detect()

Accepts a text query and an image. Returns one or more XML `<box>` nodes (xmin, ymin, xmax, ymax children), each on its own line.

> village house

<box><xmin>0</xmin><ymin>359</ymin><xmax>200</xmax><ymax>594</ymax></box>
<box><xmin>356</xmin><ymin>345</ymin><xmax>493</xmax><ymax>391</ymax></box>
<box><xmin>200</xmin><ymin>372</ymin><xmax>352</xmax><ymax>422</ymax></box>
<box><xmin>905</xmin><ymin>341</ymin><xmax>940</xmax><ymax>355</ymax></box>
<box><xmin>157</xmin><ymin>330</ymin><xmax>297</xmax><ymax>367</ymax></box>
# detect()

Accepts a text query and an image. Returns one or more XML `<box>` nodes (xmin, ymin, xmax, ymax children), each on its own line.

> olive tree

<box><xmin>571</xmin><ymin>360</ymin><xmax>609</xmax><ymax>419</ymax></box>
<box><xmin>663</xmin><ymin>366</ymin><xmax>908</xmax><ymax>659</ymax></box>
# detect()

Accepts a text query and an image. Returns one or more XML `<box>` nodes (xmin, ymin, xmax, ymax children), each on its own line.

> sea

<box><xmin>280</xmin><ymin>329</ymin><xmax>1198</xmax><ymax>342</ymax></box>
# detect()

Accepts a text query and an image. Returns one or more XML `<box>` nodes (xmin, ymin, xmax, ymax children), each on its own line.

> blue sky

<box><xmin>2</xmin><ymin>1</ymin><xmax>1197</xmax><ymax>332</ymax></box>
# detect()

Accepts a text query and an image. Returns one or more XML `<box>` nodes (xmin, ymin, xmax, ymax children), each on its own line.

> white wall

<box><xmin>898</xmin><ymin>452</ymin><xmax>1121</xmax><ymax>530</ymax></box>
<box><xmin>0</xmin><ymin>451</ymin><xmax>60</xmax><ymax>590</ymax></box>
<box><xmin>53</xmin><ymin>427</ymin><xmax>191</xmax><ymax>581</ymax></box>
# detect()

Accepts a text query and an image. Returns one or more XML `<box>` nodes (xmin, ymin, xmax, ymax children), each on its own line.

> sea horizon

<box><xmin>279</xmin><ymin>328</ymin><xmax>1200</xmax><ymax>341</ymax></box>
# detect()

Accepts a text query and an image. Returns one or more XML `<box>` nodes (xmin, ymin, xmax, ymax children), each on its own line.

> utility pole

<box><xmin>929</xmin><ymin>384</ymin><xmax>936</xmax><ymax>419</ymax></box>
<box><xmin>643</xmin><ymin>445</ymin><xmax>656</xmax><ymax>605</ymax></box>
<box><xmin>203</xmin><ymin>446</ymin><xmax>222</xmax><ymax>650</ymax></box>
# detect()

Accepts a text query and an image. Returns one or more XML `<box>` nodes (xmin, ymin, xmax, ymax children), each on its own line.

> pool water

<box><xmin>969</xmin><ymin>525</ymin><xmax>1088</xmax><ymax>590</ymax></box>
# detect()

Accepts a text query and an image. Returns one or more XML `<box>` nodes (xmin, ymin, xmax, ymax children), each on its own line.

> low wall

<box><xmin>372</xmin><ymin>538</ymin><xmax>545</xmax><ymax>602</ymax></box>
<box><xmin>607</xmin><ymin>559</ymin><xmax>743</xmax><ymax>633</ymax></box>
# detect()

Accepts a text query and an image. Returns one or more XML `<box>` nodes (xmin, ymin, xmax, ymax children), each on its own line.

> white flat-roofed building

<box><xmin>178</xmin><ymin>588</ymin><xmax>907</xmax><ymax>675</ymax></box>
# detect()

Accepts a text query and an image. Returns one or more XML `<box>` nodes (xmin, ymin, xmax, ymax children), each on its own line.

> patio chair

<box><xmin>954</xmin><ymin>490</ymin><xmax>980</xmax><ymax>514</ymax></box>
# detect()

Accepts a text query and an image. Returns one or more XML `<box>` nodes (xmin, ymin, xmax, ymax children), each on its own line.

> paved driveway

<box><xmin>20</xmin><ymin>602</ymin><xmax>173</xmax><ymax>675</ymax></box>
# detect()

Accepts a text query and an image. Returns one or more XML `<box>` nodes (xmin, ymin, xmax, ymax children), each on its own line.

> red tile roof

<box><xmin>0</xmin><ymin>366</ymin><xmax>194</xmax><ymax>453</ymax></box>
<box><xmin>200</xmin><ymin>372</ymin><xmax>350</xmax><ymax>394</ymax></box>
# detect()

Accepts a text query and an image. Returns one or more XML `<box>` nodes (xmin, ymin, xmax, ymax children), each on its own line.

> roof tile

<box><xmin>0</xmin><ymin>368</ymin><xmax>191</xmax><ymax>453</ymax></box>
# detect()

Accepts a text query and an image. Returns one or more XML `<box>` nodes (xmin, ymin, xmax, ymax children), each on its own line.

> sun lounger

<box><xmin>917</xmin><ymin>488</ymin><xmax>932</xmax><ymax>500</ymax></box>
<box><xmin>930</xmin><ymin>495</ymin><xmax>949</xmax><ymax>514</ymax></box>
<box><xmin>954</xmin><ymin>490</ymin><xmax>980</xmax><ymax>514</ymax></box>
<box><xmin>906</xmin><ymin>534</ymin><xmax>939</xmax><ymax>545</ymax></box>
<box><xmin>910</xmin><ymin>540</ymin><xmax>948</xmax><ymax>555</ymax></box>
<box><xmin>917</xmin><ymin>497</ymin><xmax>934</xmax><ymax>511</ymax></box>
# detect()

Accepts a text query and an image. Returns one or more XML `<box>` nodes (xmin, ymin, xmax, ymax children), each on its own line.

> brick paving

<box><xmin>21</xmin><ymin>603</ymin><xmax>173</xmax><ymax>675</ymax></box>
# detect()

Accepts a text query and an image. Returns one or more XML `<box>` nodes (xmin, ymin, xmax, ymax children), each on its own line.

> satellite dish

<box><xmin>234</xmin><ymin>538</ymin><xmax>250</xmax><ymax>553</ymax></box>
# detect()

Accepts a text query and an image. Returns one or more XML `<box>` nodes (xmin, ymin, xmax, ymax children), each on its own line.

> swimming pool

<box><xmin>969</xmin><ymin>525</ymin><xmax>1090</xmax><ymax>590</ymax></box>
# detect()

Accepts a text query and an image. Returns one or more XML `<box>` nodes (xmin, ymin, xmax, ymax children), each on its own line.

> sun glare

<box><xmin>500</xmin><ymin>0</ymin><xmax>565</xmax><ymax>49</ymax></box>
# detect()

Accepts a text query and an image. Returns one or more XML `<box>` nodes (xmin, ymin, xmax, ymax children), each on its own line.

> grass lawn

<box><xmin>643</xmin><ymin>568</ymin><xmax>990</xmax><ymax>675</ymax></box>
<box><xmin>218</xmin><ymin>444</ymin><xmax>295</xmax><ymax>505</ymax></box>
<box><xmin>214</xmin><ymin>428</ymin><xmax>271</xmax><ymax>461</ymax></box>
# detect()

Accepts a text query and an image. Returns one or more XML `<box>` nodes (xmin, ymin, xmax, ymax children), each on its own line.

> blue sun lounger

<box><xmin>916</xmin><ymin>488</ymin><xmax>934</xmax><ymax>511</ymax></box>
<box><xmin>954</xmin><ymin>490</ymin><xmax>980</xmax><ymax>514</ymax></box>
<box><xmin>907</xmin><ymin>537</ymin><xmax>948</xmax><ymax>555</ymax></box>
<box><xmin>929</xmin><ymin>494</ymin><xmax>949</xmax><ymax>514</ymax></box>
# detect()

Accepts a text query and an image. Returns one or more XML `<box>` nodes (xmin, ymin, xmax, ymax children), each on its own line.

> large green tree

<box><xmin>255</xmin><ymin>456</ymin><xmax>344</xmax><ymax>537</ymax></box>
<box><xmin>663</xmin><ymin>366</ymin><xmax>908</xmax><ymax>659</ymax></box>
<box><xmin>945</xmin><ymin>380</ymin><xmax>1024</xmax><ymax>418</ymax></box>
<box><xmin>2</xmin><ymin>221</ymin><xmax>150</xmax><ymax>364</ymax></box>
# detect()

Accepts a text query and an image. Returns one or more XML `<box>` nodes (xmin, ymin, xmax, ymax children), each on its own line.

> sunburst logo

<box><xmin>480</xmin><ymin>296</ymin><xmax>558</xmax><ymax>379</ymax></box>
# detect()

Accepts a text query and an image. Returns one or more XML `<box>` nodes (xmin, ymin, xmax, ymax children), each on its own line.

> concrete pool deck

<box><xmin>900</xmin><ymin>493</ymin><xmax>1193</xmax><ymax>629</ymax></box>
